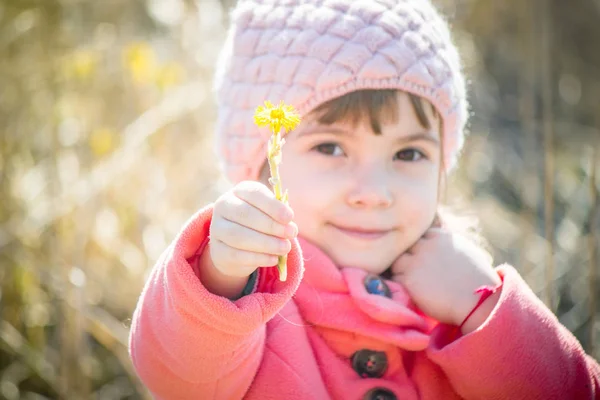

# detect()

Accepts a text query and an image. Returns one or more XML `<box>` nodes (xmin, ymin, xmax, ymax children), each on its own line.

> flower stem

<box><xmin>268</xmin><ymin>136</ymin><xmax>283</xmax><ymax>199</ymax></box>
<box><xmin>267</xmin><ymin>129</ymin><xmax>287</xmax><ymax>281</ymax></box>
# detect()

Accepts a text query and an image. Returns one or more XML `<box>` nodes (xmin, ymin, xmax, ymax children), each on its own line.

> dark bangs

<box><xmin>312</xmin><ymin>89</ymin><xmax>439</xmax><ymax>135</ymax></box>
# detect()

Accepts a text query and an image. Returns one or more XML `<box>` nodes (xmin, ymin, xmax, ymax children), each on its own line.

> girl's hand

<box><xmin>198</xmin><ymin>181</ymin><xmax>297</xmax><ymax>298</ymax></box>
<box><xmin>210</xmin><ymin>181</ymin><xmax>298</xmax><ymax>278</ymax></box>
<box><xmin>391</xmin><ymin>228</ymin><xmax>501</xmax><ymax>328</ymax></box>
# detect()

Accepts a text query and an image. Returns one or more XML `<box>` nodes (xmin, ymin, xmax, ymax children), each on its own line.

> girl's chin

<box><xmin>331</xmin><ymin>253</ymin><xmax>399</xmax><ymax>275</ymax></box>
<box><xmin>301</xmin><ymin>235</ymin><xmax>404</xmax><ymax>274</ymax></box>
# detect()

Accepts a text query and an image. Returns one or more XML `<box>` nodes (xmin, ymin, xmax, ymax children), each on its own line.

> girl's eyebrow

<box><xmin>296</xmin><ymin>125</ymin><xmax>354</xmax><ymax>138</ymax></box>
<box><xmin>398</xmin><ymin>132</ymin><xmax>440</xmax><ymax>145</ymax></box>
<box><xmin>297</xmin><ymin>125</ymin><xmax>440</xmax><ymax>145</ymax></box>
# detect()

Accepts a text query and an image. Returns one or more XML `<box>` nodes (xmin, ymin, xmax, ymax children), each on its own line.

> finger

<box><xmin>219</xmin><ymin>195</ymin><xmax>298</xmax><ymax>239</ymax></box>
<box><xmin>233</xmin><ymin>181</ymin><xmax>294</xmax><ymax>224</ymax></box>
<box><xmin>423</xmin><ymin>227</ymin><xmax>444</xmax><ymax>239</ymax></box>
<box><xmin>211</xmin><ymin>240</ymin><xmax>278</xmax><ymax>277</ymax></box>
<box><xmin>212</xmin><ymin>218</ymin><xmax>291</xmax><ymax>256</ymax></box>
<box><xmin>431</xmin><ymin>214</ymin><xmax>443</xmax><ymax>228</ymax></box>
<box><xmin>405</xmin><ymin>234</ymin><xmax>426</xmax><ymax>253</ymax></box>
<box><xmin>391</xmin><ymin>254</ymin><xmax>411</xmax><ymax>276</ymax></box>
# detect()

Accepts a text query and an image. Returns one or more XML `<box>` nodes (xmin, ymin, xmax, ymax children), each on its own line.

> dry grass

<box><xmin>0</xmin><ymin>0</ymin><xmax>598</xmax><ymax>398</ymax></box>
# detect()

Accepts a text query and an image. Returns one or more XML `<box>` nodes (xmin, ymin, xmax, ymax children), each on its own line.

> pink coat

<box><xmin>129</xmin><ymin>205</ymin><xmax>600</xmax><ymax>399</ymax></box>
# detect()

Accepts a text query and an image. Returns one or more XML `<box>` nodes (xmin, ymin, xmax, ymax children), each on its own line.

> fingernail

<box><xmin>285</xmin><ymin>222</ymin><xmax>298</xmax><ymax>238</ymax></box>
<box><xmin>280</xmin><ymin>239</ymin><xmax>291</xmax><ymax>254</ymax></box>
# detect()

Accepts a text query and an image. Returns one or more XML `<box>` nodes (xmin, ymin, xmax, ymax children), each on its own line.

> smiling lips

<box><xmin>329</xmin><ymin>223</ymin><xmax>393</xmax><ymax>240</ymax></box>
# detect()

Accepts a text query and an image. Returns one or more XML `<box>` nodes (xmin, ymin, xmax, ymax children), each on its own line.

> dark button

<box><xmin>364</xmin><ymin>275</ymin><xmax>391</xmax><ymax>298</ymax></box>
<box><xmin>363</xmin><ymin>387</ymin><xmax>397</xmax><ymax>400</ymax></box>
<box><xmin>352</xmin><ymin>349</ymin><xmax>388</xmax><ymax>378</ymax></box>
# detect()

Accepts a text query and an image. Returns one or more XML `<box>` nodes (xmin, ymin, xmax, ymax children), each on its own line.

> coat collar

<box><xmin>292</xmin><ymin>237</ymin><xmax>437</xmax><ymax>351</ymax></box>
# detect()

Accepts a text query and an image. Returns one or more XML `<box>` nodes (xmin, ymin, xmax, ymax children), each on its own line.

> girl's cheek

<box><xmin>399</xmin><ymin>178</ymin><xmax>438</xmax><ymax>210</ymax></box>
<box><xmin>416</xmin><ymin>181</ymin><xmax>438</xmax><ymax>206</ymax></box>
<box><xmin>418</xmin><ymin>186</ymin><xmax>439</xmax><ymax>225</ymax></box>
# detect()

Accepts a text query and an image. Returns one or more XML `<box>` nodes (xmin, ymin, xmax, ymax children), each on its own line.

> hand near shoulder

<box><xmin>392</xmin><ymin>227</ymin><xmax>502</xmax><ymax>332</ymax></box>
<box><xmin>198</xmin><ymin>181</ymin><xmax>298</xmax><ymax>299</ymax></box>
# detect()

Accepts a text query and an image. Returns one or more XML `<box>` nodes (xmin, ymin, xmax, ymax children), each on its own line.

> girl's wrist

<box><xmin>197</xmin><ymin>241</ymin><xmax>251</xmax><ymax>299</ymax></box>
<box><xmin>459</xmin><ymin>283</ymin><xmax>502</xmax><ymax>335</ymax></box>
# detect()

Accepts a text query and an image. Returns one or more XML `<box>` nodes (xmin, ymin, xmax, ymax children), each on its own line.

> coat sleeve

<box><xmin>426</xmin><ymin>264</ymin><xmax>600</xmax><ymax>400</ymax></box>
<box><xmin>128</xmin><ymin>205</ymin><xmax>304</xmax><ymax>400</ymax></box>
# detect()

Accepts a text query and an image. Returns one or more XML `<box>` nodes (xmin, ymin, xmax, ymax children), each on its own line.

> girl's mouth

<box><xmin>329</xmin><ymin>223</ymin><xmax>393</xmax><ymax>241</ymax></box>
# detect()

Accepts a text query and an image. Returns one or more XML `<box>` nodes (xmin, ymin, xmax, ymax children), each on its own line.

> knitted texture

<box><xmin>214</xmin><ymin>0</ymin><xmax>468</xmax><ymax>183</ymax></box>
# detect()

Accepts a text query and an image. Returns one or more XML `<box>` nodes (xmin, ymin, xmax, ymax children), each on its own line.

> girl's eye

<box><xmin>314</xmin><ymin>143</ymin><xmax>345</xmax><ymax>156</ymax></box>
<box><xmin>394</xmin><ymin>148</ymin><xmax>426</xmax><ymax>162</ymax></box>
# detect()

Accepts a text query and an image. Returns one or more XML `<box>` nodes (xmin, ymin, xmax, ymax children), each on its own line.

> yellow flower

<box><xmin>252</xmin><ymin>101</ymin><xmax>301</xmax><ymax>282</ymax></box>
<box><xmin>254</xmin><ymin>101</ymin><xmax>301</xmax><ymax>134</ymax></box>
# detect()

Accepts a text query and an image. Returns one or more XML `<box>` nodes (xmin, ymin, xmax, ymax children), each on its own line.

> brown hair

<box><xmin>313</xmin><ymin>89</ymin><xmax>438</xmax><ymax>134</ymax></box>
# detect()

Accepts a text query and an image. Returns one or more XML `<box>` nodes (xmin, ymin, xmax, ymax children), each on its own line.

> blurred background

<box><xmin>0</xmin><ymin>0</ymin><xmax>598</xmax><ymax>398</ymax></box>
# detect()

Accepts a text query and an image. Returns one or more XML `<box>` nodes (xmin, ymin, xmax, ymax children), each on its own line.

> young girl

<box><xmin>129</xmin><ymin>0</ymin><xmax>600</xmax><ymax>398</ymax></box>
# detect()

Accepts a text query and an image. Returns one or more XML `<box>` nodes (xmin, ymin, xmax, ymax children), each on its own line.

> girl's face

<box><xmin>272</xmin><ymin>91</ymin><xmax>442</xmax><ymax>274</ymax></box>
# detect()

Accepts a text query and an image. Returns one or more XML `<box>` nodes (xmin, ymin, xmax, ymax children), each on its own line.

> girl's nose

<box><xmin>346</xmin><ymin>165</ymin><xmax>394</xmax><ymax>209</ymax></box>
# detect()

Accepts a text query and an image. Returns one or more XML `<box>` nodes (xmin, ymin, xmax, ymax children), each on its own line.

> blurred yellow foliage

<box><xmin>89</xmin><ymin>128</ymin><xmax>115</xmax><ymax>156</ymax></box>
<box><xmin>123</xmin><ymin>42</ymin><xmax>157</xmax><ymax>85</ymax></box>
<box><xmin>63</xmin><ymin>50</ymin><xmax>98</xmax><ymax>81</ymax></box>
<box><xmin>156</xmin><ymin>62</ymin><xmax>185</xmax><ymax>90</ymax></box>
<box><xmin>1</xmin><ymin>1</ymin><xmax>598</xmax><ymax>399</ymax></box>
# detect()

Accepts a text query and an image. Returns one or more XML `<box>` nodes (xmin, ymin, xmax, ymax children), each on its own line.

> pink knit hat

<box><xmin>214</xmin><ymin>0</ymin><xmax>468</xmax><ymax>184</ymax></box>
